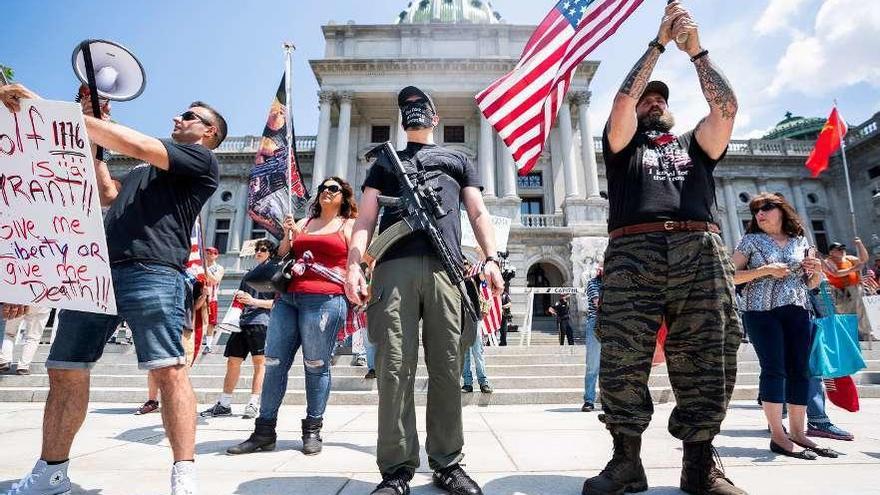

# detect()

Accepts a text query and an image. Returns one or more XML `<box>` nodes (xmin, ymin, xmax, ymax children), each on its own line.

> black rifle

<box><xmin>365</xmin><ymin>142</ymin><xmax>482</xmax><ymax>322</ymax></box>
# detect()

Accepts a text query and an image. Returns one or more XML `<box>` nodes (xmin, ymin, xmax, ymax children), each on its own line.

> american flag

<box><xmin>467</xmin><ymin>263</ymin><xmax>503</xmax><ymax>336</ymax></box>
<box><xmin>185</xmin><ymin>218</ymin><xmax>205</xmax><ymax>274</ymax></box>
<box><xmin>476</xmin><ymin>0</ymin><xmax>646</xmax><ymax>175</ymax></box>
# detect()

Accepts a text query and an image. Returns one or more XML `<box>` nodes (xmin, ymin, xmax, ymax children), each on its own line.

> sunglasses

<box><xmin>319</xmin><ymin>184</ymin><xmax>342</xmax><ymax>194</ymax></box>
<box><xmin>256</xmin><ymin>247</ymin><xmax>270</xmax><ymax>253</ymax></box>
<box><xmin>180</xmin><ymin>110</ymin><xmax>213</xmax><ymax>127</ymax></box>
<box><xmin>751</xmin><ymin>203</ymin><xmax>778</xmax><ymax>215</ymax></box>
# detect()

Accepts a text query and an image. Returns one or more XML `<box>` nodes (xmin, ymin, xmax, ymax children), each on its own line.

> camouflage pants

<box><xmin>597</xmin><ymin>232</ymin><xmax>742</xmax><ymax>442</ymax></box>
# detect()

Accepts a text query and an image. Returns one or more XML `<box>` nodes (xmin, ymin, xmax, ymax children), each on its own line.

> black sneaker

<box><xmin>372</xmin><ymin>468</ymin><xmax>413</xmax><ymax>495</ymax></box>
<box><xmin>581</xmin><ymin>402</ymin><xmax>594</xmax><ymax>412</ymax></box>
<box><xmin>479</xmin><ymin>383</ymin><xmax>493</xmax><ymax>394</ymax></box>
<box><xmin>433</xmin><ymin>464</ymin><xmax>483</xmax><ymax>495</ymax></box>
<box><xmin>461</xmin><ymin>385</ymin><xmax>474</xmax><ymax>393</ymax></box>
<box><xmin>0</xmin><ymin>363</ymin><xmax>10</xmax><ymax>373</ymax></box>
<box><xmin>200</xmin><ymin>402</ymin><xmax>232</xmax><ymax>417</ymax></box>
<box><xmin>365</xmin><ymin>369</ymin><xmax>377</xmax><ymax>379</ymax></box>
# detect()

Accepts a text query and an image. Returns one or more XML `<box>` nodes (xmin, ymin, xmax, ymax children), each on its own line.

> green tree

<box><xmin>0</xmin><ymin>64</ymin><xmax>13</xmax><ymax>82</ymax></box>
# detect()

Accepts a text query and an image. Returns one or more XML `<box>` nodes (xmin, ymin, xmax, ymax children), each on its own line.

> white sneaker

<box><xmin>6</xmin><ymin>459</ymin><xmax>71</xmax><ymax>495</ymax></box>
<box><xmin>242</xmin><ymin>403</ymin><xmax>259</xmax><ymax>419</ymax></box>
<box><xmin>170</xmin><ymin>461</ymin><xmax>197</xmax><ymax>495</ymax></box>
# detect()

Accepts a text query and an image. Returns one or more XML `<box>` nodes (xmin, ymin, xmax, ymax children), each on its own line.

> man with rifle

<box><xmin>346</xmin><ymin>86</ymin><xmax>503</xmax><ymax>495</ymax></box>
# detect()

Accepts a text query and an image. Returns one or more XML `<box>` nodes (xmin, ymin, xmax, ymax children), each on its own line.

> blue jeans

<box><xmin>365</xmin><ymin>336</ymin><xmax>376</xmax><ymax>369</ymax></box>
<box><xmin>258</xmin><ymin>292</ymin><xmax>346</xmax><ymax>420</ymax></box>
<box><xmin>462</xmin><ymin>335</ymin><xmax>487</xmax><ymax>386</ymax></box>
<box><xmin>583</xmin><ymin>316</ymin><xmax>601</xmax><ymax>403</ymax></box>
<box><xmin>47</xmin><ymin>262</ymin><xmax>186</xmax><ymax>370</ymax></box>
<box><xmin>742</xmin><ymin>305</ymin><xmax>812</xmax><ymax>405</ymax></box>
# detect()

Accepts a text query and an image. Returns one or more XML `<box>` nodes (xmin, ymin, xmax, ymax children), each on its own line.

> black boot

<box><xmin>226</xmin><ymin>418</ymin><xmax>277</xmax><ymax>455</ymax></box>
<box><xmin>680</xmin><ymin>441</ymin><xmax>748</xmax><ymax>495</ymax></box>
<box><xmin>301</xmin><ymin>417</ymin><xmax>323</xmax><ymax>455</ymax></box>
<box><xmin>582</xmin><ymin>432</ymin><xmax>648</xmax><ymax>495</ymax></box>
<box><xmin>432</xmin><ymin>464</ymin><xmax>483</xmax><ymax>495</ymax></box>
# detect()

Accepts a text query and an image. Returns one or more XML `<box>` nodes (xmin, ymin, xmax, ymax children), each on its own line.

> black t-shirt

<box><xmin>104</xmin><ymin>140</ymin><xmax>219</xmax><ymax>270</ymax></box>
<box><xmin>603</xmin><ymin>127</ymin><xmax>726</xmax><ymax>232</ymax></box>
<box><xmin>362</xmin><ymin>142</ymin><xmax>481</xmax><ymax>265</ymax></box>
<box><xmin>551</xmin><ymin>299</ymin><xmax>571</xmax><ymax>320</ymax></box>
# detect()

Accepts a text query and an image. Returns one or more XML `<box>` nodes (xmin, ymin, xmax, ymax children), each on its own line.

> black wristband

<box><xmin>649</xmin><ymin>39</ymin><xmax>666</xmax><ymax>53</ymax></box>
<box><xmin>690</xmin><ymin>49</ymin><xmax>709</xmax><ymax>62</ymax></box>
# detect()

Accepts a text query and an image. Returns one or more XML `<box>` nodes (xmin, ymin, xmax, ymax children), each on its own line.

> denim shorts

<box><xmin>46</xmin><ymin>262</ymin><xmax>187</xmax><ymax>370</ymax></box>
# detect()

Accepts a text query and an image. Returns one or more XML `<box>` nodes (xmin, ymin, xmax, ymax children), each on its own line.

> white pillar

<box><xmin>790</xmin><ymin>179</ymin><xmax>815</xmax><ymax>243</ymax></box>
<box><xmin>722</xmin><ymin>178</ymin><xmax>742</xmax><ymax>247</ymax></box>
<box><xmin>230</xmin><ymin>184</ymin><xmax>249</xmax><ymax>252</ymax></box>
<box><xmin>312</xmin><ymin>90</ymin><xmax>334</xmax><ymax>188</ymax></box>
<box><xmin>558</xmin><ymin>99</ymin><xmax>581</xmax><ymax>199</ymax></box>
<box><xmin>479</xmin><ymin>115</ymin><xmax>497</xmax><ymax>197</ymax></box>
<box><xmin>334</xmin><ymin>92</ymin><xmax>353</xmax><ymax>179</ymax></box>
<box><xmin>498</xmin><ymin>135</ymin><xmax>517</xmax><ymax>198</ymax></box>
<box><xmin>395</xmin><ymin>109</ymin><xmax>407</xmax><ymax>150</ymax></box>
<box><xmin>573</xmin><ymin>91</ymin><xmax>600</xmax><ymax>199</ymax></box>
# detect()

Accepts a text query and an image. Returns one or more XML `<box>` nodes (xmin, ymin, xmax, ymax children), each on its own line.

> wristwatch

<box><xmin>483</xmin><ymin>256</ymin><xmax>501</xmax><ymax>269</ymax></box>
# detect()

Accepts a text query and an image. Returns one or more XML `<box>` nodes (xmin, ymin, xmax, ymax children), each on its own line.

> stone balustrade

<box><xmin>520</xmin><ymin>214</ymin><xmax>565</xmax><ymax>228</ymax></box>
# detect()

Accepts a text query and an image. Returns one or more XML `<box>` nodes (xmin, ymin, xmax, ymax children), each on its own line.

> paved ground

<box><xmin>0</xmin><ymin>400</ymin><xmax>878</xmax><ymax>494</ymax></box>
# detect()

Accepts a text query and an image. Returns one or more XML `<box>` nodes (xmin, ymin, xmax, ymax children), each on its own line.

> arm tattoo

<box><xmin>694</xmin><ymin>56</ymin><xmax>738</xmax><ymax>120</ymax></box>
<box><xmin>619</xmin><ymin>46</ymin><xmax>662</xmax><ymax>99</ymax></box>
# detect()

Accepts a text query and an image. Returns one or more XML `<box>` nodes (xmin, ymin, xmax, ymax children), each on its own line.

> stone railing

<box><xmin>216</xmin><ymin>135</ymin><xmax>318</xmax><ymax>153</ymax></box>
<box><xmin>591</xmin><ymin>136</ymin><xmax>814</xmax><ymax>156</ymax></box>
<box><xmin>521</xmin><ymin>214</ymin><xmax>565</xmax><ymax>228</ymax></box>
<box><xmin>848</xmin><ymin>114</ymin><xmax>879</xmax><ymax>147</ymax></box>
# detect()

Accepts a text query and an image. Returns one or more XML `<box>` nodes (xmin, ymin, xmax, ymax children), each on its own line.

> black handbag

<box><xmin>270</xmin><ymin>253</ymin><xmax>296</xmax><ymax>293</ymax></box>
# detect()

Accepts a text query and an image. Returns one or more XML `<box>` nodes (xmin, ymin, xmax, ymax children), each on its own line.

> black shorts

<box><xmin>224</xmin><ymin>324</ymin><xmax>267</xmax><ymax>359</ymax></box>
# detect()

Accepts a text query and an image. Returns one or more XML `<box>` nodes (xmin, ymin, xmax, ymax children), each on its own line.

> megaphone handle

<box><xmin>80</xmin><ymin>41</ymin><xmax>105</xmax><ymax>161</ymax></box>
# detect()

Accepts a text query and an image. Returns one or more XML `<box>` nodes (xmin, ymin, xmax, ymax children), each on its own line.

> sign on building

<box><xmin>0</xmin><ymin>100</ymin><xmax>116</xmax><ymax>314</ymax></box>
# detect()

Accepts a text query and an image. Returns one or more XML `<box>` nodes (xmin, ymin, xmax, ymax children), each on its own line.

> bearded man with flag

<box><xmin>584</xmin><ymin>2</ymin><xmax>746</xmax><ymax>495</ymax></box>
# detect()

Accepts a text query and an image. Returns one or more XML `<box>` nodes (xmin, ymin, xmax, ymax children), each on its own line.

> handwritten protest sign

<box><xmin>862</xmin><ymin>294</ymin><xmax>880</xmax><ymax>338</ymax></box>
<box><xmin>460</xmin><ymin>210</ymin><xmax>511</xmax><ymax>252</ymax></box>
<box><xmin>0</xmin><ymin>99</ymin><xmax>116</xmax><ymax>314</ymax></box>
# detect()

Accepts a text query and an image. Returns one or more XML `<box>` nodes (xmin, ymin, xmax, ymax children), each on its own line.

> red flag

<box><xmin>806</xmin><ymin>107</ymin><xmax>848</xmax><ymax>177</ymax></box>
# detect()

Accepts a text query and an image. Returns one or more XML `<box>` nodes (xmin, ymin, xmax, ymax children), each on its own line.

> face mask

<box><xmin>401</xmin><ymin>101</ymin><xmax>435</xmax><ymax>130</ymax></box>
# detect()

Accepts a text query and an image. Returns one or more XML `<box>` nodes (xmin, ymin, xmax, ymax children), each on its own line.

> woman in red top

<box><xmin>228</xmin><ymin>177</ymin><xmax>356</xmax><ymax>457</ymax></box>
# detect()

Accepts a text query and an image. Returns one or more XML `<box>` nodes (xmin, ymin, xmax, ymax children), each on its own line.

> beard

<box><xmin>637</xmin><ymin>109</ymin><xmax>676</xmax><ymax>133</ymax></box>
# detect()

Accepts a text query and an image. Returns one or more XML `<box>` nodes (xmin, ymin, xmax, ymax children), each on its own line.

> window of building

<box><xmin>738</xmin><ymin>192</ymin><xmax>751</xmax><ymax>203</ymax></box>
<box><xmin>812</xmin><ymin>220</ymin><xmax>829</xmax><ymax>254</ymax></box>
<box><xmin>868</xmin><ymin>166</ymin><xmax>880</xmax><ymax>180</ymax></box>
<box><xmin>599</xmin><ymin>191</ymin><xmax>608</xmax><ymax>199</ymax></box>
<box><xmin>517</xmin><ymin>172</ymin><xmax>543</xmax><ymax>189</ymax></box>
<box><xmin>807</xmin><ymin>193</ymin><xmax>819</xmax><ymax>204</ymax></box>
<box><xmin>520</xmin><ymin>197</ymin><xmax>544</xmax><ymax>215</ymax></box>
<box><xmin>443</xmin><ymin>125</ymin><xmax>465</xmax><ymax>143</ymax></box>
<box><xmin>213</xmin><ymin>219</ymin><xmax>231</xmax><ymax>254</ymax></box>
<box><xmin>220</xmin><ymin>191</ymin><xmax>233</xmax><ymax>202</ymax></box>
<box><xmin>371</xmin><ymin>125</ymin><xmax>391</xmax><ymax>143</ymax></box>
<box><xmin>250</xmin><ymin>227</ymin><xmax>268</xmax><ymax>241</ymax></box>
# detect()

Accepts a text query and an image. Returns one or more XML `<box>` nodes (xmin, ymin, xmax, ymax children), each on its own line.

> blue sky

<box><xmin>3</xmin><ymin>0</ymin><xmax>878</xmax><ymax>140</ymax></box>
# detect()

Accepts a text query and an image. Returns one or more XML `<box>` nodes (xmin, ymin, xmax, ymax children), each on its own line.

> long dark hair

<box><xmin>309</xmin><ymin>176</ymin><xmax>358</xmax><ymax>219</ymax></box>
<box><xmin>745</xmin><ymin>192</ymin><xmax>805</xmax><ymax>237</ymax></box>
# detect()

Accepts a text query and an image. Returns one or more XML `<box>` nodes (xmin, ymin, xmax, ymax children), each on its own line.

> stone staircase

<box><xmin>1</xmin><ymin>343</ymin><xmax>878</xmax><ymax>406</ymax></box>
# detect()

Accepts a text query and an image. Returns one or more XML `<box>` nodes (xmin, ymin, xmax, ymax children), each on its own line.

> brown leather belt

<box><xmin>608</xmin><ymin>220</ymin><xmax>720</xmax><ymax>240</ymax></box>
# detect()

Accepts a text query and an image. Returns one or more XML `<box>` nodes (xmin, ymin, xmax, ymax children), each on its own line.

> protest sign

<box><xmin>460</xmin><ymin>210</ymin><xmax>511</xmax><ymax>252</ymax></box>
<box><xmin>0</xmin><ymin>99</ymin><xmax>116</xmax><ymax>314</ymax></box>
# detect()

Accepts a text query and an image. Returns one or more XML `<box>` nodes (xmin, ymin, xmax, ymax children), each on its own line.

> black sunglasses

<box><xmin>751</xmin><ymin>203</ymin><xmax>778</xmax><ymax>214</ymax></box>
<box><xmin>256</xmin><ymin>247</ymin><xmax>270</xmax><ymax>253</ymax></box>
<box><xmin>180</xmin><ymin>110</ymin><xmax>213</xmax><ymax>127</ymax></box>
<box><xmin>319</xmin><ymin>184</ymin><xmax>342</xmax><ymax>194</ymax></box>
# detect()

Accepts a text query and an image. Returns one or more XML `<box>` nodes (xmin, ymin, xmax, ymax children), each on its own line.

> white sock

<box><xmin>219</xmin><ymin>393</ymin><xmax>233</xmax><ymax>407</ymax></box>
<box><xmin>249</xmin><ymin>394</ymin><xmax>260</xmax><ymax>406</ymax></box>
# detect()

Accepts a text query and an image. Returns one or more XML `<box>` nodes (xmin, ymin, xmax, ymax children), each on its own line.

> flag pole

<box><xmin>283</xmin><ymin>42</ymin><xmax>296</xmax><ymax>217</ymax></box>
<box><xmin>834</xmin><ymin>100</ymin><xmax>857</xmax><ymax>239</ymax></box>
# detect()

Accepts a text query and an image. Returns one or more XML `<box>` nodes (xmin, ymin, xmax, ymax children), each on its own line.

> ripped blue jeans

<box><xmin>258</xmin><ymin>292</ymin><xmax>347</xmax><ymax>420</ymax></box>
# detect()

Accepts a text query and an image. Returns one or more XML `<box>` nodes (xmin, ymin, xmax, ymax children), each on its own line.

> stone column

<box><xmin>479</xmin><ymin>115</ymin><xmax>497</xmax><ymax>198</ymax></box>
<box><xmin>790</xmin><ymin>179</ymin><xmax>815</xmax><ymax>243</ymax></box>
<box><xmin>572</xmin><ymin>91</ymin><xmax>600</xmax><ymax>199</ymax></box>
<box><xmin>312</xmin><ymin>90</ymin><xmax>334</xmax><ymax>188</ymax></box>
<box><xmin>557</xmin><ymin>99</ymin><xmax>581</xmax><ymax>199</ymax></box>
<box><xmin>230</xmin><ymin>184</ymin><xmax>249</xmax><ymax>252</ymax></box>
<box><xmin>722</xmin><ymin>178</ymin><xmax>742</xmax><ymax>248</ymax></box>
<box><xmin>334</xmin><ymin>92</ymin><xmax>353</xmax><ymax>179</ymax></box>
<box><xmin>499</xmin><ymin>137</ymin><xmax>518</xmax><ymax>198</ymax></box>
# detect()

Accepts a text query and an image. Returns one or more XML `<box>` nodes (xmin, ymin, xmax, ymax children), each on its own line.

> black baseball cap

<box><xmin>398</xmin><ymin>86</ymin><xmax>436</xmax><ymax>113</ymax></box>
<box><xmin>640</xmin><ymin>80</ymin><xmax>670</xmax><ymax>103</ymax></box>
<box><xmin>829</xmin><ymin>242</ymin><xmax>846</xmax><ymax>251</ymax></box>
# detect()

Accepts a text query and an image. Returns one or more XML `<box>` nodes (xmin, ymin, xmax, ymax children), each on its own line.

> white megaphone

<box><xmin>216</xmin><ymin>299</ymin><xmax>244</xmax><ymax>334</ymax></box>
<box><xmin>72</xmin><ymin>39</ymin><xmax>146</xmax><ymax>159</ymax></box>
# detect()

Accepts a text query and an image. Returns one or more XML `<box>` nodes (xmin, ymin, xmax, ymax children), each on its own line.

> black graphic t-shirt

<box><xmin>603</xmin><ymin>127</ymin><xmax>726</xmax><ymax>231</ymax></box>
<box><xmin>362</xmin><ymin>142</ymin><xmax>482</xmax><ymax>265</ymax></box>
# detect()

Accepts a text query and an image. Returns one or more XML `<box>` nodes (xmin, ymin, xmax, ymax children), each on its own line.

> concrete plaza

<box><xmin>0</xmin><ymin>400</ymin><xmax>878</xmax><ymax>494</ymax></box>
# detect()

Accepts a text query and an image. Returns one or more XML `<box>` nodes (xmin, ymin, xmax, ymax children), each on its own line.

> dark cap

<box><xmin>398</xmin><ymin>86</ymin><xmax>436</xmax><ymax>112</ymax></box>
<box><xmin>829</xmin><ymin>242</ymin><xmax>846</xmax><ymax>251</ymax></box>
<box><xmin>639</xmin><ymin>80</ymin><xmax>669</xmax><ymax>103</ymax></box>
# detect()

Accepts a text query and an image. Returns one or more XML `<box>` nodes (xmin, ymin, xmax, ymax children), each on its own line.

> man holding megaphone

<box><xmin>1</xmin><ymin>81</ymin><xmax>227</xmax><ymax>495</ymax></box>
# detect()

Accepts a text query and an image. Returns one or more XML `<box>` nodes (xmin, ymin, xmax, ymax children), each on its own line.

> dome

<box><xmin>395</xmin><ymin>0</ymin><xmax>503</xmax><ymax>25</ymax></box>
<box><xmin>762</xmin><ymin>111</ymin><xmax>827</xmax><ymax>141</ymax></box>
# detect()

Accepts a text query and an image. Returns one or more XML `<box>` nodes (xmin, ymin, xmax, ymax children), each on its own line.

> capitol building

<box><xmin>111</xmin><ymin>0</ymin><xmax>880</xmax><ymax>334</ymax></box>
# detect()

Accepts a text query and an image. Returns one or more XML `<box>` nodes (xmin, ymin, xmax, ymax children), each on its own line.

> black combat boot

<box><xmin>680</xmin><ymin>440</ymin><xmax>748</xmax><ymax>495</ymax></box>
<box><xmin>582</xmin><ymin>432</ymin><xmax>648</xmax><ymax>495</ymax></box>
<box><xmin>301</xmin><ymin>417</ymin><xmax>324</xmax><ymax>455</ymax></box>
<box><xmin>226</xmin><ymin>418</ymin><xmax>277</xmax><ymax>455</ymax></box>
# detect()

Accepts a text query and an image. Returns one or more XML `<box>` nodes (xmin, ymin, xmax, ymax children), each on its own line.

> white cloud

<box><xmin>755</xmin><ymin>0</ymin><xmax>810</xmax><ymax>36</ymax></box>
<box><xmin>767</xmin><ymin>0</ymin><xmax>880</xmax><ymax>96</ymax></box>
